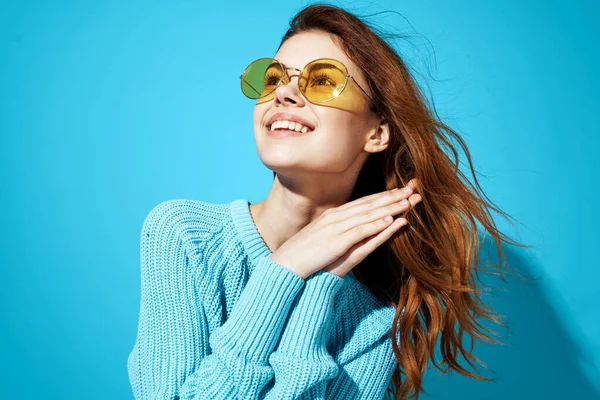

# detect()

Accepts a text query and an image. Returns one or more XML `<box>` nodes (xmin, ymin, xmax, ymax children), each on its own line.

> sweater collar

<box><xmin>230</xmin><ymin>199</ymin><xmax>273</xmax><ymax>269</ymax></box>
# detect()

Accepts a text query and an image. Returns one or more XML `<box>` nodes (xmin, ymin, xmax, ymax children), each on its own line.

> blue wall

<box><xmin>1</xmin><ymin>0</ymin><xmax>598</xmax><ymax>398</ymax></box>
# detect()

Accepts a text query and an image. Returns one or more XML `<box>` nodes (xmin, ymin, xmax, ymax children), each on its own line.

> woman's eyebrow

<box><xmin>308</xmin><ymin>63</ymin><xmax>344</xmax><ymax>74</ymax></box>
<box><xmin>308</xmin><ymin>63</ymin><xmax>330</xmax><ymax>71</ymax></box>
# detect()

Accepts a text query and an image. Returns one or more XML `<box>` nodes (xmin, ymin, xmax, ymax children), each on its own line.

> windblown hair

<box><xmin>272</xmin><ymin>3</ymin><xmax>530</xmax><ymax>399</ymax></box>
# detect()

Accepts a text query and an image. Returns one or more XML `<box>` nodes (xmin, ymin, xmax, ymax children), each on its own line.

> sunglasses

<box><xmin>240</xmin><ymin>57</ymin><xmax>376</xmax><ymax>112</ymax></box>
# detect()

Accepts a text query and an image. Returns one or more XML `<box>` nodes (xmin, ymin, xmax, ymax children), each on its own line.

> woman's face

<box><xmin>252</xmin><ymin>30</ymin><xmax>387</xmax><ymax>182</ymax></box>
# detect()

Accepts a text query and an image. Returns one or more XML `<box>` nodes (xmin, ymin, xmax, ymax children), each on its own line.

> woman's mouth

<box><xmin>267</xmin><ymin>127</ymin><xmax>310</xmax><ymax>137</ymax></box>
<box><xmin>267</xmin><ymin>122</ymin><xmax>315</xmax><ymax>137</ymax></box>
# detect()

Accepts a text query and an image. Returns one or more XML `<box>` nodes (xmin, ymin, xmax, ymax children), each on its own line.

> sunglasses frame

<box><xmin>240</xmin><ymin>57</ymin><xmax>376</xmax><ymax>108</ymax></box>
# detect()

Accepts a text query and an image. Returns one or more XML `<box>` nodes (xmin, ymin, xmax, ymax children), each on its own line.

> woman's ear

<box><xmin>364</xmin><ymin>117</ymin><xmax>390</xmax><ymax>153</ymax></box>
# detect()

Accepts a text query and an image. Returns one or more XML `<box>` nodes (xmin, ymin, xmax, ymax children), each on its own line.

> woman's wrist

<box><xmin>268</xmin><ymin>252</ymin><xmax>309</xmax><ymax>279</ymax></box>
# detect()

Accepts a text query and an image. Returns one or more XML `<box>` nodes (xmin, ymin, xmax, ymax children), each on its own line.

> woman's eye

<box><xmin>310</xmin><ymin>75</ymin><xmax>334</xmax><ymax>86</ymax></box>
<box><xmin>264</xmin><ymin>72</ymin><xmax>281</xmax><ymax>85</ymax></box>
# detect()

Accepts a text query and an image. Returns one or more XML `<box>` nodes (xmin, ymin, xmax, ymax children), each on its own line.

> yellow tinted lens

<box><xmin>300</xmin><ymin>59</ymin><xmax>347</xmax><ymax>102</ymax></box>
<box><xmin>241</xmin><ymin>58</ymin><xmax>284</xmax><ymax>99</ymax></box>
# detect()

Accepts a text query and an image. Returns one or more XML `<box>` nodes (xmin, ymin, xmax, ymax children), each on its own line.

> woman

<box><xmin>127</xmin><ymin>4</ymin><xmax>527</xmax><ymax>400</ymax></box>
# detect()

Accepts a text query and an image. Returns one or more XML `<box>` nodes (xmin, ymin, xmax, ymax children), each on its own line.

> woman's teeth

<box><xmin>270</xmin><ymin>120</ymin><xmax>312</xmax><ymax>133</ymax></box>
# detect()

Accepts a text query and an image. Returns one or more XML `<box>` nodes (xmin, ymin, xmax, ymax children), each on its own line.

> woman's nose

<box><xmin>274</xmin><ymin>73</ymin><xmax>306</xmax><ymax>106</ymax></box>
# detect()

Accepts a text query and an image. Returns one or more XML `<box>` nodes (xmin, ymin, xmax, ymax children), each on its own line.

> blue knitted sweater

<box><xmin>127</xmin><ymin>198</ymin><xmax>400</xmax><ymax>399</ymax></box>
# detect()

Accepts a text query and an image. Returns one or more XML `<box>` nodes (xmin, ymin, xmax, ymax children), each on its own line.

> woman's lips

<box><xmin>266</xmin><ymin>126</ymin><xmax>313</xmax><ymax>137</ymax></box>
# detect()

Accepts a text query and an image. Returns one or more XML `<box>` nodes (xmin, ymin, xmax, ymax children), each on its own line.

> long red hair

<box><xmin>272</xmin><ymin>3</ymin><xmax>531</xmax><ymax>399</ymax></box>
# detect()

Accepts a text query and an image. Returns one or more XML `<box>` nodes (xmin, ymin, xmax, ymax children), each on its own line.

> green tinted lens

<box><xmin>300</xmin><ymin>59</ymin><xmax>347</xmax><ymax>102</ymax></box>
<box><xmin>241</xmin><ymin>58</ymin><xmax>283</xmax><ymax>99</ymax></box>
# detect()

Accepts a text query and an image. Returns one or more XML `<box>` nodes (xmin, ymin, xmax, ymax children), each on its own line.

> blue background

<box><xmin>1</xmin><ymin>0</ymin><xmax>598</xmax><ymax>398</ymax></box>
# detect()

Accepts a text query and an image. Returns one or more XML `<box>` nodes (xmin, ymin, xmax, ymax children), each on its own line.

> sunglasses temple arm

<box><xmin>351</xmin><ymin>77</ymin><xmax>376</xmax><ymax>107</ymax></box>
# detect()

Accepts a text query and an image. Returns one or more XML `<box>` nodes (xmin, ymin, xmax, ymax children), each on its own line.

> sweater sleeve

<box><xmin>127</xmin><ymin>201</ymin><xmax>306</xmax><ymax>400</ymax></box>
<box><xmin>262</xmin><ymin>272</ymin><xmax>398</xmax><ymax>400</ymax></box>
<box><xmin>325</xmin><ymin>334</ymin><xmax>398</xmax><ymax>400</ymax></box>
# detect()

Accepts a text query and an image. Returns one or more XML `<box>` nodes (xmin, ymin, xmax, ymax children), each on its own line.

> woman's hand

<box><xmin>269</xmin><ymin>179</ymin><xmax>422</xmax><ymax>279</ymax></box>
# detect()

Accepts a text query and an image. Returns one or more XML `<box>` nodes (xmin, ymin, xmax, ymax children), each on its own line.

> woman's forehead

<box><xmin>274</xmin><ymin>31</ymin><xmax>355</xmax><ymax>71</ymax></box>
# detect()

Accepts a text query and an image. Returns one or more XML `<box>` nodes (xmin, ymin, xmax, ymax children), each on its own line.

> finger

<box><xmin>334</xmin><ymin>189</ymin><xmax>422</xmax><ymax>234</ymax></box>
<box><xmin>339</xmin><ymin>213</ymin><xmax>407</xmax><ymax>253</ymax></box>
<box><xmin>334</xmin><ymin>178</ymin><xmax>418</xmax><ymax>215</ymax></box>
<box><xmin>346</xmin><ymin>217</ymin><xmax>408</xmax><ymax>264</ymax></box>
<box><xmin>336</xmin><ymin>196</ymin><xmax>412</xmax><ymax>234</ymax></box>
<box><xmin>406</xmin><ymin>193</ymin><xmax>422</xmax><ymax>208</ymax></box>
<box><xmin>333</xmin><ymin>189</ymin><xmax>397</xmax><ymax>213</ymax></box>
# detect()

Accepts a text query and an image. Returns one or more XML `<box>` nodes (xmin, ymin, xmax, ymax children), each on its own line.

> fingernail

<box><xmin>391</xmin><ymin>188</ymin><xmax>399</xmax><ymax>192</ymax></box>
<box><xmin>403</xmin><ymin>186</ymin><xmax>412</xmax><ymax>193</ymax></box>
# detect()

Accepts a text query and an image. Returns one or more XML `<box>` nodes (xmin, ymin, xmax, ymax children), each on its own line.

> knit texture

<box><xmin>127</xmin><ymin>198</ymin><xmax>400</xmax><ymax>399</ymax></box>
